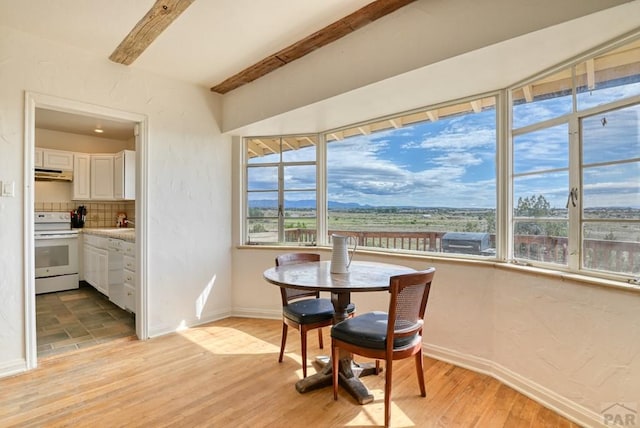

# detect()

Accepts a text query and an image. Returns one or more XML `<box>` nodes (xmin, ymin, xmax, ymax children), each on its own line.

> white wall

<box><xmin>0</xmin><ymin>25</ymin><xmax>232</xmax><ymax>374</ymax></box>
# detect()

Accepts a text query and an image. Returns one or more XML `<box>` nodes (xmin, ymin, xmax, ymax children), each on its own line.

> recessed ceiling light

<box><xmin>94</xmin><ymin>128</ymin><xmax>104</xmax><ymax>133</ymax></box>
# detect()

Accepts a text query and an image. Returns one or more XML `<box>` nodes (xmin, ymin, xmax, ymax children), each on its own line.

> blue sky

<box><xmin>326</xmin><ymin>109</ymin><xmax>496</xmax><ymax>208</ymax></box>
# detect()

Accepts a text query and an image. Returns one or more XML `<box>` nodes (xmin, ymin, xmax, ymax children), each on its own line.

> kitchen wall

<box><xmin>35</xmin><ymin>128</ymin><xmax>137</xmax><ymax>227</ymax></box>
<box><xmin>0</xmin><ymin>24</ymin><xmax>232</xmax><ymax>376</ymax></box>
<box><xmin>36</xmin><ymin>128</ymin><xmax>134</xmax><ymax>153</ymax></box>
<box><xmin>34</xmin><ymin>201</ymin><xmax>135</xmax><ymax>228</ymax></box>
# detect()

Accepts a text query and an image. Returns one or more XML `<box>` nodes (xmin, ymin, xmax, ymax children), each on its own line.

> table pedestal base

<box><xmin>295</xmin><ymin>356</ymin><xmax>380</xmax><ymax>404</ymax></box>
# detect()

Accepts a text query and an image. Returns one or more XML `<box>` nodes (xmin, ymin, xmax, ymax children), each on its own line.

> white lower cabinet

<box><xmin>123</xmin><ymin>263</ymin><xmax>135</xmax><ymax>312</ymax></box>
<box><xmin>83</xmin><ymin>235</ymin><xmax>109</xmax><ymax>296</ymax></box>
<box><xmin>83</xmin><ymin>233</ymin><xmax>135</xmax><ymax>312</ymax></box>
<box><xmin>107</xmin><ymin>239</ymin><xmax>136</xmax><ymax>313</ymax></box>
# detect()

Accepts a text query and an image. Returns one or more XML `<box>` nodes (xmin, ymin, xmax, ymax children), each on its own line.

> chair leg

<box><xmin>385</xmin><ymin>358</ymin><xmax>393</xmax><ymax>428</ymax></box>
<box><xmin>375</xmin><ymin>360</ymin><xmax>380</xmax><ymax>375</ymax></box>
<box><xmin>332</xmin><ymin>342</ymin><xmax>339</xmax><ymax>400</ymax></box>
<box><xmin>301</xmin><ymin>329</ymin><xmax>308</xmax><ymax>378</ymax></box>
<box><xmin>278</xmin><ymin>322</ymin><xmax>288</xmax><ymax>363</ymax></box>
<box><xmin>318</xmin><ymin>328</ymin><xmax>324</xmax><ymax>349</ymax></box>
<box><xmin>415</xmin><ymin>349</ymin><xmax>426</xmax><ymax>397</ymax></box>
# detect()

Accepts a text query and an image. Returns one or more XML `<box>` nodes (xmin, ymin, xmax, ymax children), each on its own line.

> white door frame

<box><xmin>24</xmin><ymin>92</ymin><xmax>149</xmax><ymax>369</ymax></box>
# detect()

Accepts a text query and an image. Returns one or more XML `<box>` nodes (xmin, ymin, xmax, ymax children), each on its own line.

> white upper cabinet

<box><xmin>73</xmin><ymin>153</ymin><xmax>91</xmax><ymax>200</ymax></box>
<box><xmin>35</xmin><ymin>148</ymin><xmax>74</xmax><ymax>171</ymax></box>
<box><xmin>90</xmin><ymin>154</ymin><xmax>115</xmax><ymax>200</ymax></box>
<box><xmin>35</xmin><ymin>148</ymin><xmax>43</xmax><ymax>167</ymax></box>
<box><xmin>72</xmin><ymin>150</ymin><xmax>136</xmax><ymax>201</ymax></box>
<box><xmin>42</xmin><ymin>148</ymin><xmax>74</xmax><ymax>171</ymax></box>
<box><xmin>114</xmin><ymin>150</ymin><xmax>135</xmax><ymax>200</ymax></box>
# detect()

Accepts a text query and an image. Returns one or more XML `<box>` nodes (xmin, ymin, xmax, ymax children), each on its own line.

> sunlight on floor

<box><xmin>179</xmin><ymin>325</ymin><xmax>281</xmax><ymax>355</ymax></box>
<box><xmin>344</xmin><ymin>394</ymin><xmax>414</xmax><ymax>427</ymax></box>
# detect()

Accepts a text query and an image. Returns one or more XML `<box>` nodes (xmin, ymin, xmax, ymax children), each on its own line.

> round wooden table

<box><xmin>263</xmin><ymin>260</ymin><xmax>415</xmax><ymax>404</ymax></box>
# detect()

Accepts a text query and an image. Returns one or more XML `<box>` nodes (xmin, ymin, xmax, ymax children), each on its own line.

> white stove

<box><xmin>34</xmin><ymin>211</ymin><xmax>79</xmax><ymax>294</ymax></box>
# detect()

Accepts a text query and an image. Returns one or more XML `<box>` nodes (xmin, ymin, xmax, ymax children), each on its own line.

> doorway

<box><xmin>24</xmin><ymin>92</ymin><xmax>148</xmax><ymax>368</ymax></box>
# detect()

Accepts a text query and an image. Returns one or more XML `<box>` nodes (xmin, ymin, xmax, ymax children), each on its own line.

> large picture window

<box><xmin>242</xmin><ymin>34</ymin><xmax>640</xmax><ymax>283</ymax></box>
<box><xmin>325</xmin><ymin>97</ymin><xmax>497</xmax><ymax>257</ymax></box>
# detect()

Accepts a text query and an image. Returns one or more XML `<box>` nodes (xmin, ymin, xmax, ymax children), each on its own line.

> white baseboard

<box><xmin>423</xmin><ymin>343</ymin><xmax>605</xmax><ymax>428</ymax></box>
<box><xmin>148</xmin><ymin>309</ymin><xmax>232</xmax><ymax>338</ymax></box>
<box><xmin>231</xmin><ymin>307</ymin><xmax>281</xmax><ymax>320</ymax></box>
<box><xmin>0</xmin><ymin>359</ymin><xmax>27</xmax><ymax>379</ymax></box>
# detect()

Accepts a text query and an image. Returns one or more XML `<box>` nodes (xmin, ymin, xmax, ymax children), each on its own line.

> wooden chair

<box><xmin>276</xmin><ymin>253</ymin><xmax>354</xmax><ymax>378</ymax></box>
<box><xmin>331</xmin><ymin>268</ymin><xmax>436</xmax><ymax>428</ymax></box>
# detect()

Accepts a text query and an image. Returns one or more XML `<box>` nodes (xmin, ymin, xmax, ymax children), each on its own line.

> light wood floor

<box><xmin>1</xmin><ymin>317</ymin><xmax>580</xmax><ymax>428</ymax></box>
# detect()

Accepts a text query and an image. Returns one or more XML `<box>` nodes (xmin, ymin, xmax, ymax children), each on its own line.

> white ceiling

<box><xmin>2</xmin><ymin>0</ymin><xmax>637</xmax><ymax>138</ymax></box>
<box><xmin>0</xmin><ymin>0</ymin><xmax>372</xmax><ymax>88</ymax></box>
<box><xmin>35</xmin><ymin>109</ymin><xmax>135</xmax><ymax>140</ymax></box>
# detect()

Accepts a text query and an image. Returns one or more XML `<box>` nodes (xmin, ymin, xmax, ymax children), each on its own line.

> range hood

<box><xmin>34</xmin><ymin>168</ymin><xmax>73</xmax><ymax>181</ymax></box>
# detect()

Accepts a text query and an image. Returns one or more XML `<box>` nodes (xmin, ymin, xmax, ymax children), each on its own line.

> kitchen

<box><xmin>34</xmin><ymin>107</ymin><xmax>138</xmax><ymax>358</ymax></box>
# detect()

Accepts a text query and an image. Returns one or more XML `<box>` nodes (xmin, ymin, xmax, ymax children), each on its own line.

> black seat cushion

<box><xmin>331</xmin><ymin>311</ymin><xmax>420</xmax><ymax>350</ymax></box>
<box><xmin>284</xmin><ymin>298</ymin><xmax>355</xmax><ymax>325</ymax></box>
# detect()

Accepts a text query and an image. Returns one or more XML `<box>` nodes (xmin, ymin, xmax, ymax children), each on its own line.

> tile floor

<box><xmin>36</xmin><ymin>284</ymin><xmax>136</xmax><ymax>358</ymax></box>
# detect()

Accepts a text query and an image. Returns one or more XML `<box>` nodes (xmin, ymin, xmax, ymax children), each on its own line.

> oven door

<box><xmin>35</xmin><ymin>235</ymin><xmax>79</xmax><ymax>278</ymax></box>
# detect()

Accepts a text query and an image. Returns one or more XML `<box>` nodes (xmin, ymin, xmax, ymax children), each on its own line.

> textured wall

<box><xmin>0</xmin><ymin>25</ymin><xmax>232</xmax><ymax>372</ymax></box>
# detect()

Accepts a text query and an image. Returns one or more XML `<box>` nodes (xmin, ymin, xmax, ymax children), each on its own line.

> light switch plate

<box><xmin>1</xmin><ymin>181</ymin><xmax>15</xmax><ymax>197</ymax></box>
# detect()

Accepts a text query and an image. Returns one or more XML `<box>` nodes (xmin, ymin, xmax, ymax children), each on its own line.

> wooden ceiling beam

<box><xmin>211</xmin><ymin>0</ymin><xmax>417</xmax><ymax>94</ymax></box>
<box><xmin>109</xmin><ymin>0</ymin><xmax>195</xmax><ymax>66</ymax></box>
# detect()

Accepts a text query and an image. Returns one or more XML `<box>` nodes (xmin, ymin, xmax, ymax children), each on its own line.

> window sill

<box><xmin>236</xmin><ymin>244</ymin><xmax>640</xmax><ymax>294</ymax></box>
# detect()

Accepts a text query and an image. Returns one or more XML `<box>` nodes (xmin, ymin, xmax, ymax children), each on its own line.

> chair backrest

<box><xmin>275</xmin><ymin>253</ymin><xmax>321</xmax><ymax>305</ymax></box>
<box><xmin>386</xmin><ymin>268</ymin><xmax>436</xmax><ymax>351</ymax></box>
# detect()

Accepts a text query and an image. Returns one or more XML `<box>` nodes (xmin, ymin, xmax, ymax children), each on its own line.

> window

<box><xmin>242</xmin><ymin>33</ymin><xmax>640</xmax><ymax>283</ymax></box>
<box><xmin>581</xmin><ymin>104</ymin><xmax>640</xmax><ymax>275</ymax></box>
<box><xmin>245</xmin><ymin>135</ymin><xmax>317</xmax><ymax>244</ymax></box>
<box><xmin>325</xmin><ymin>96</ymin><xmax>497</xmax><ymax>256</ymax></box>
<box><xmin>511</xmin><ymin>37</ymin><xmax>640</xmax><ymax>278</ymax></box>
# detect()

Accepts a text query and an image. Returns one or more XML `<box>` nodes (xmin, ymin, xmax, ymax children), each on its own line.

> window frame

<box><xmin>507</xmin><ymin>34</ymin><xmax>640</xmax><ymax>282</ymax></box>
<box><xmin>244</xmin><ymin>135</ymin><xmax>318</xmax><ymax>245</ymax></box>
<box><xmin>240</xmin><ymin>31</ymin><xmax>640</xmax><ymax>285</ymax></box>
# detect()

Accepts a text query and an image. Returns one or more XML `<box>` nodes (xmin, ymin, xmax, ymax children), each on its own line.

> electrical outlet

<box><xmin>1</xmin><ymin>181</ymin><xmax>15</xmax><ymax>197</ymax></box>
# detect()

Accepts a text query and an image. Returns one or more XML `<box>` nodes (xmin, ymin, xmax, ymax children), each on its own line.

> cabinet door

<box><xmin>95</xmin><ymin>248</ymin><xmax>109</xmax><ymax>296</ymax></box>
<box><xmin>35</xmin><ymin>148</ymin><xmax>43</xmax><ymax>167</ymax></box>
<box><xmin>43</xmin><ymin>149</ymin><xmax>74</xmax><ymax>171</ymax></box>
<box><xmin>123</xmin><ymin>282</ymin><xmax>135</xmax><ymax>313</ymax></box>
<box><xmin>73</xmin><ymin>153</ymin><xmax>91</xmax><ymax>200</ymax></box>
<box><xmin>114</xmin><ymin>150</ymin><xmax>135</xmax><ymax>200</ymax></box>
<box><xmin>90</xmin><ymin>155</ymin><xmax>114</xmax><ymax>200</ymax></box>
<box><xmin>114</xmin><ymin>151</ymin><xmax>124</xmax><ymax>200</ymax></box>
<box><xmin>83</xmin><ymin>244</ymin><xmax>95</xmax><ymax>286</ymax></box>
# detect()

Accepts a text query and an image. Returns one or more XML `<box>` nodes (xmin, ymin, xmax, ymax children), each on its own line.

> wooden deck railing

<box><xmin>283</xmin><ymin>228</ymin><xmax>640</xmax><ymax>274</ymax></box>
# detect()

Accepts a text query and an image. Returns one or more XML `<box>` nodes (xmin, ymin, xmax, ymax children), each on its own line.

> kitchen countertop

<box><xmin>81</xmin><ymin>228</ymin><xmax>136</xmax><ymax>242</ymax></box>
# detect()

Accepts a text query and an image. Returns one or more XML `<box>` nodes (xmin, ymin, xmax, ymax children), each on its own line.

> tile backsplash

<box><xmin>35</xmin><ymin>201</ymin><xmax>135</xmax><ymax>228</ymax></box>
